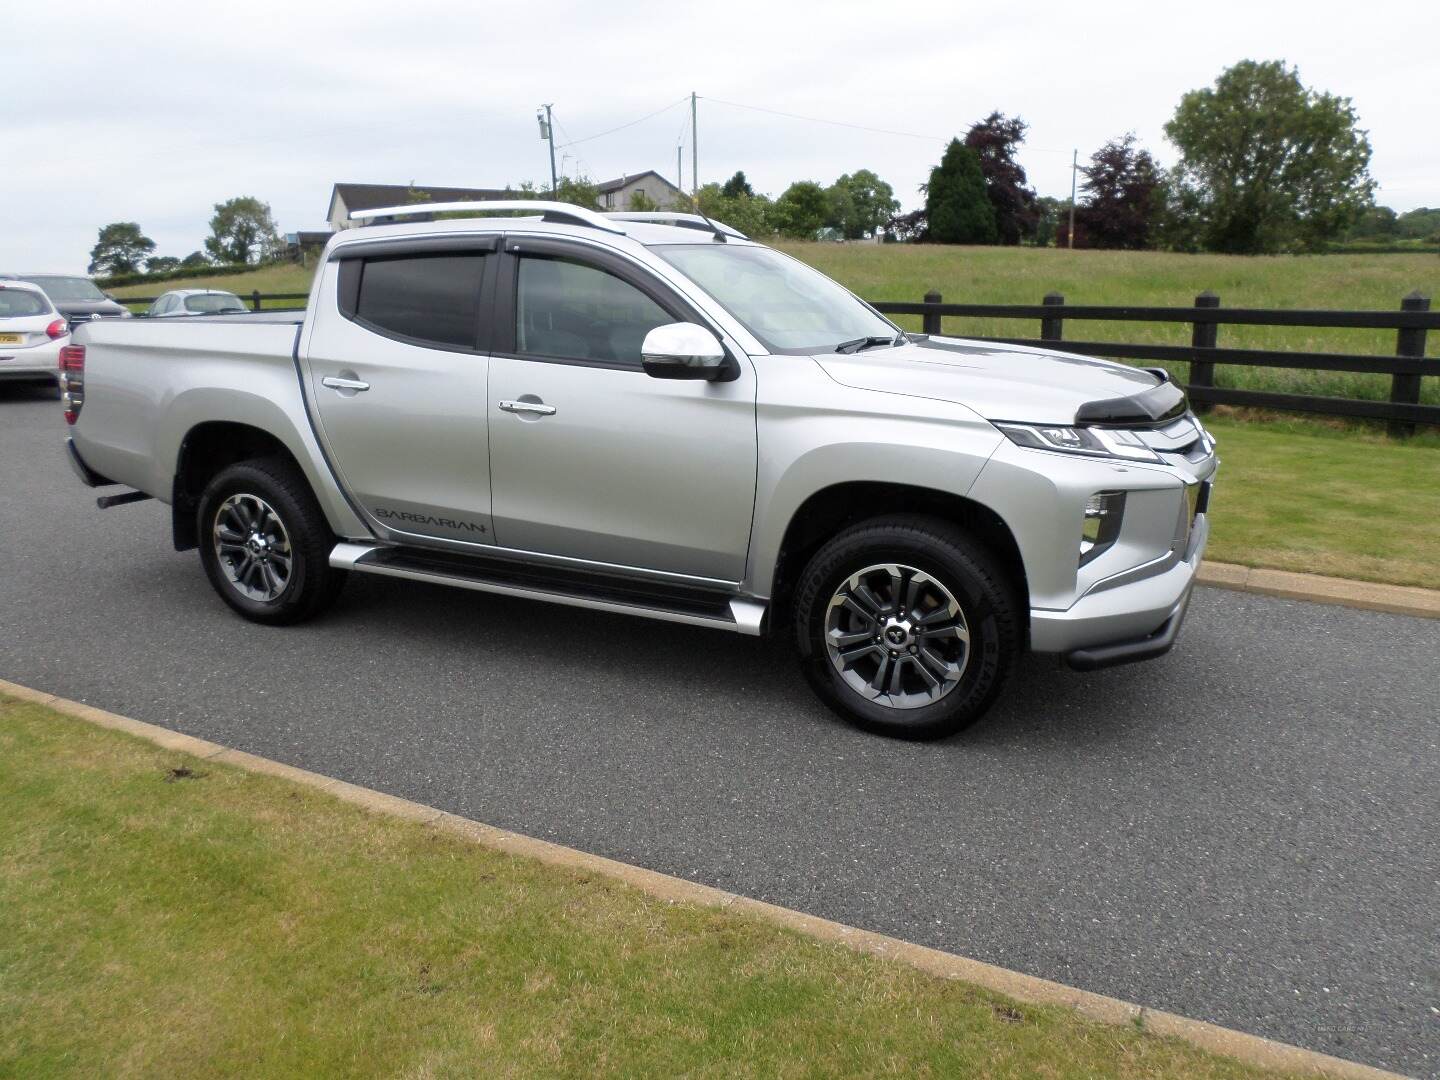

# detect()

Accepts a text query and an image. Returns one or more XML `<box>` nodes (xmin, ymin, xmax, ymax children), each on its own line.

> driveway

<box><xmin>3</xmin><ymin>388</ymin><xmax>1436</xmax><ymax>1076</ymax></box>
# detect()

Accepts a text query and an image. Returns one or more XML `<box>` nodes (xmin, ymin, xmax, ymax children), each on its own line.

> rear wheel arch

<box><xmin>768</xmin><ymin>482</ymin><xmax>1028</xmax><ymax>636</ymax></box>
<box><xmin>171</xmin><ymin>422</ymin><xmax>304</xmax><ymax>551</ymax></box>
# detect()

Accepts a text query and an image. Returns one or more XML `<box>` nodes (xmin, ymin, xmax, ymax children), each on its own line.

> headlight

<box><xmin>994</xmin><ymin>422</ymin><xmax>1163</xmax><ymax>464</ymax></box>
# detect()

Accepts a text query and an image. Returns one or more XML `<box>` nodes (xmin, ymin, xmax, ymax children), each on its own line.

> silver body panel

<box><xmin>69</xmin><ymin>212</ymin><xmax>1216</xmax><ymax>656</ymax></box>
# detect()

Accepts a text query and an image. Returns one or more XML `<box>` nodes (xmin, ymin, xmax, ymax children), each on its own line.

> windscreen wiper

<box><xmin>834</xmin><ymin>335</ymin><xmax>902</xmax><ymax>354</ymax></box>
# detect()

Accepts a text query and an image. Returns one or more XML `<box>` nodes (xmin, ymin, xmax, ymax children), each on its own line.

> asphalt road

<box><xmin>3</xmin><ymin>386</ymin><xmax>1437</xmax><ymax>1077</ymax></box>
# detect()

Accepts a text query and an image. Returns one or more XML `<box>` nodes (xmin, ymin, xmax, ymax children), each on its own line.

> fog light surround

<box><xmin>1080</xmin><ymin>490</ymin><xmax>1126</xmax><ymax>566</ymax></box>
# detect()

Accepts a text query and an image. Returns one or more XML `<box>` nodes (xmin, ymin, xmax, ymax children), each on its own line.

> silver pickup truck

<box><xmin>64</xmin><ymin>201</ymin><xmax>1216</xmax><ymax>739</ymax></box>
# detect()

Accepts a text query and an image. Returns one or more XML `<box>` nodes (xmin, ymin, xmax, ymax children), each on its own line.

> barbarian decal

<box><xmin>372</xmin><ymin>507</ymin><xmax>487</xmax><ymax>533</ymax></box>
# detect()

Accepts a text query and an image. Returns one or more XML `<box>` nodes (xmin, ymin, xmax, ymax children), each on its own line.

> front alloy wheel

<box><xmin>824</xmin><ymin>563</ymin><xmax>970</xmax><ymax>709</ymax></box>
<box><xmin>794</xmin><ymin>515</ymin><xmax>1020</xmax><ymax>740</ymax></box>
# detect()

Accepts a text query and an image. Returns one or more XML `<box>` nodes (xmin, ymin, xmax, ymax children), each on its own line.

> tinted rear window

<box><xmin>184</xmin><ymin>293</ymin><xmax>246</xmax><ymax>313</ymax></box>
<box><xmin>0</xmin><ymin>290</ymin><xmax>49</xmax><ymax>317</ymax></box>
<box><xmin>353</xmin><ymin>254</ymin><xmax>486</xmax><ymax>348</ymax></box>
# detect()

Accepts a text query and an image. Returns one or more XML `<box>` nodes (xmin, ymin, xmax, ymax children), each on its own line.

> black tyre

<box><xmin>793</xmin><ymin>515</ymin><xmax>1020</xmax><ymax>740</ymax></box>
<box><xmin>196</xmin><ymin>456</ymin><xmax>346</xmax><ymax>625</ymax></box>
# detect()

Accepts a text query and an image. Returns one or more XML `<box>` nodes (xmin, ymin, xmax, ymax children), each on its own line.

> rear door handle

<box><xmin>498</xmin><ymin>399</ymin><xmax>556</xmax><ymax>416</ymax></box>
<box><xmin>322</xmin><ymin>376</ymin><xmax>370</xmax><ymax>392</ymax></box>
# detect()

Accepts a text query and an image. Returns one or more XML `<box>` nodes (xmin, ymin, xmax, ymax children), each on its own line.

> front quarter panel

<box><xmin>745</xmin><ymin>354</ymin><xmax>1004</xmax><ymax>597</ymax></box>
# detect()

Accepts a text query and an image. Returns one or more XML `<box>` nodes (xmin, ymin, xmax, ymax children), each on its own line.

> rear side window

<box><xmin>0</xmin><ymin>290</ymin><xmax>49</xmax><ymax>317</ymax></box>
<box><xmin>348</xmin><ymin>253</ymin><xmax>486</xmax><ymax>349</ymax></box>
<box><xmin>516</xmin><ymin>255</ymin><xmax>673</xmax><ymax>365</ymax></box>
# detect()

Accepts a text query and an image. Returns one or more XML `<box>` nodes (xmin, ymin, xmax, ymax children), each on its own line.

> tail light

<box><xmin>46</xmin><ymin>318</ymin><xmax>68</xmax><ymax>340</ymax></box>
<box><xmin>58</xmin><ymin>344</ymin><xmax>85</xmax><ymax>425</ymax></box>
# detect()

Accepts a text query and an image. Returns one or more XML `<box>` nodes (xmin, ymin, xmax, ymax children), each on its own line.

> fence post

<box><xmin>251</xmin><ymin>290</ymin><xmax>263</xmax><ymax>312</ymax></box>
<box><xmin>1189</xmin><ymin>291</ymin><xmax>1220</xmax><ymax>413</ymax></box>
<box><xmin>1388</xmin><ymin>291</ymin><xmax>1431</xmax><ymax>439</ymax></box>
<box><xmin>922</xmin><ymin>290</ymin><xmax>943</xmax><ymax>336</ymax></box>
<box><xmin>1040</xmin><ymin>292</ymin><xmax>1065</xmax><ymax>342</ymax></box>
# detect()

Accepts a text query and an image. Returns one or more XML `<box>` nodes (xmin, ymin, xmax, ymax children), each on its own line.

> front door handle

<box><xmin>322</xmin><ymin>375</ymin><xmax>370</xmax><ymax>392</ymax></box>
<box><xmin>498</xmin><ymin>399</ymin><xmax>557</xmax><ymax>417</ymax></box>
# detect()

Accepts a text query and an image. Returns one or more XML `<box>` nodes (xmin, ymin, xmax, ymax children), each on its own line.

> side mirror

<box><xmin>640</xmin><ymin>322</ymin><xmax>737</xmax><ymax>382</ymax></box>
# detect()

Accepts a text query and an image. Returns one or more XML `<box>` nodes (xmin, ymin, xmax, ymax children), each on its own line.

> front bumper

<box><xmin>1030</xmin><ymin>511</ymin><xmax>1208</xmax><ymax>667</ymax></box>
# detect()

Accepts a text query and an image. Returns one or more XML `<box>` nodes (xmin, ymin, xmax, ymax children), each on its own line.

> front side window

<box><xmin>653</xmin><ymin>244</ymin><xmax>897</xmax><ymax>354</ymax></box>
<box><xmin>352</xmin><ymin>253</ymin><xmax>486</xmax><ymax>349</ymax></box>
<box><xmin>515</xmin><ymin>255</ymin><xmax>673</xmax><ymax>365</ymax></box>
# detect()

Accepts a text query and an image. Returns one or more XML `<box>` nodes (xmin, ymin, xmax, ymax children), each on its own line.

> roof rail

<box><xmin>349</xmin><ymin>200</ymin><xmax>627</xmax><ymax>234</ymax></box>
<box><xmin>605</xmin><ymin>212</ymin><xmax>748</xmax><ymax>240</ymax></box>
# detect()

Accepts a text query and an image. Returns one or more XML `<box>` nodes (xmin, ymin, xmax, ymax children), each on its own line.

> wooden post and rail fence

<box><xmin>116</xmin><ymin>288</ymin><xmax>1439</xmax><ymax>434</ymax></box>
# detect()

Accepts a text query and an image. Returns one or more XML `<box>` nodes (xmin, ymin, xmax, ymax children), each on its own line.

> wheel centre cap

<box><xmin>881</xmin><ymin>617</ymin><xmax>915</xmax><ymax>648</ymax></box>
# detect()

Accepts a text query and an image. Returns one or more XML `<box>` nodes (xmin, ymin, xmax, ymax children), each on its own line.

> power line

<box><xmin>701</xmin><ymin>95</ymin><xmax>941</xmax><ymax>141</ymax></box>
<box><xmin>555</xmin><ymin>97</ymin><xmax>689</xmax><ymax>149</ymax></box>
<box><xmin>699</xmin><ymin>95</ymin><xmax>1076</xmax><ymax>155</ymax></box>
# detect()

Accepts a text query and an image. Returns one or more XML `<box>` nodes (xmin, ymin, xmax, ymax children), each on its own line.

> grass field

<box><xmin>1203</xmin><ymin>415</ymin><xmax>1440</xmax><ymax>588</ymax></box>
<box><xmin>113</xmin><ymin>244</ymin><xmax>1440</xmax><ymax>404</ymax></box>
<box><xmin>0</xmin><ymin>694</ymin><xmax>1308</xmax><ymax>1080</ymax></box>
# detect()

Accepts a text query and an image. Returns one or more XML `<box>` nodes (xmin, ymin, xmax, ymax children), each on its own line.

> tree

<box><xmin>825</xmin><ymin>170</ymin><xmax>900</xmax><ymax>239</ymax></box>
<box><xmin>204</xmin><ymin>197</ymin><xmax>280</xmax><ymax>265</ymax></box>
<box><xmin>552</xmin><ymin>176</ymin><xmax>600</xmax><ymax>209</ymax></box>
<box><xmin>145</xmin><ymin>255</ymin><xmax>180</xmax><ymax>275</ymax></box>
<box><xmin>886</xmin><ymin>208</ymin><xmax>928</xmax><ymax>243</ymax></box>
<box><xmin>720</xmin><ymin>171</ymin><xmax>755</xmax><ymax>199</ymax></box>
<box><xmin>180</xmin><ymin>251</ymin><xmax>210</xmax><ymax>268</ymax></box>
<box><xmin>1074</xmin><ymin>135</ymin><xmax>1164</xmax><ymax>249</ymax></box>
<box><xmin>1396</xmin><ymin>207</ymin><xmax>1440</xmax><ymax>242</ymax></box>
<box><xmin>690</xmin><ymin>184</ymin><xmax>776</xmax><ymax>238</ymax></box>
<box><xmin>1347</xmin><ymin>206</ymin><xmax>1399</xmax><ymax>241</ymax></box>
<box><xmin>925</xmin><ymin>140</ymin><xmax>997</xmax><ymax>244</ymax></box>
<box><xmin>771</xmin><ymin>181</ymin><xmax>830</xmax><ymax>239</ymax></box>
<box><xmin>964</xmin><ymin>112</ymin><xmax>1038</xmax><ymax>244</ymax></box>
<box><xmin>628</xmin><ymin>190</ymin><xmax>659</xmax><ymax>212</ymax></box>
<box><xmin>1032</xmin><ymin>196</ymin><xmax>1069</xmax><ymax>247</ymax></box>
<box><xmin>88</xmin><ymin>222</ymin><xmax>155</xmax><ymax>276</ymax></box>
<box><xmin>1164</xmin><ymin>60</ymin><xmax>1374</xmax><ymax>253</ymax></box>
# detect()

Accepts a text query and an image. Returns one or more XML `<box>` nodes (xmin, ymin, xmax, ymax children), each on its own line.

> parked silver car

<box><xmin>0</xmin><ymin>280</ymin><xmax>69</xmax><ymax>384</ymax></box>
<box><xmin>146</xmin><ymin>289</ymin><xmax>249</xmax><ymax>317</ymax></box>
<box><xmin>64</xmin><ymin>201</ymin><xmax>1216</xmax><ymax>740</ymax></box>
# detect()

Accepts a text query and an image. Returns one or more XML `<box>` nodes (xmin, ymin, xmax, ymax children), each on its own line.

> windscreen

<box><xmin>653</xmin><ymin>244</ymin><xmax>897</xmax><ymax>354</ymax></box>
<box><xmin>0</xmin><ymin>290</ymin><xmax>50</xmax><ymax>317</ymax></box>
<box><xmin>25</xmin><ymin>276</ymin><xmax>107</xmax><ymax>302</ymax></box>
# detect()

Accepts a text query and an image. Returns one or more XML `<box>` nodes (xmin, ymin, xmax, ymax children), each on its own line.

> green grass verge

<box><xmin>1203</xmin><ymin>414</ymin><xmax>1440</xmax><ymax>588</ymax></box>
<box><xmin>0</xmin><ymin>696</ymin><xmax>1303</xmax><ymax>1080</ymax></box>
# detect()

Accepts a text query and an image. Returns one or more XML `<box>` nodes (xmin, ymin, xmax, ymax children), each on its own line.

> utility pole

<box><xmin>690</xmin><ymin>91</ymin><xmax>698</xmax><ymax>197</ymax></box>
<box><xmin>538</xmin><ymin>105</ymin><xmax>558</xmax><ymax>194</ymax></box>
<box><xmin>677</xmin><ymin>143</ymin><xmax>683</xmax><ymax>193</ymax></box>
<box><xmin>1067</xmin><ymin>148</ymin><xmax>1077</xmax><ymax>249</ymax></box>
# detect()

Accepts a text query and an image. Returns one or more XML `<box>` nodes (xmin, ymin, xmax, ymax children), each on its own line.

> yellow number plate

<box><xmin>0</xmin><ymin>334</ymin><xmax>22</xmax><ymax>345</ymax></box>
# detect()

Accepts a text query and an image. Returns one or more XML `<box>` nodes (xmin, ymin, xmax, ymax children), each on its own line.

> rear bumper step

<box><xmin>330</xmin><ymin>542</ymin><xmax>766</xmax><ymax>636</ymax></box>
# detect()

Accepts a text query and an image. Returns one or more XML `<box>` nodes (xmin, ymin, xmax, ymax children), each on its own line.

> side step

<box><xmin>330</xmin><ymin>543</ymin><xmax>766</xmax><ymax>636</ymax></box>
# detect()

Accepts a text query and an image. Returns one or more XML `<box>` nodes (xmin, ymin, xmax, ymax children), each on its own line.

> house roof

<box><xmin>328</xmin><ymin>183</ymin><xmax>512</xmax><ymax>219</ymax></box>
<box><xmin>595</xmin><ymin>171</ymin><xmax>680</xmax><ymax>194</ymax></box>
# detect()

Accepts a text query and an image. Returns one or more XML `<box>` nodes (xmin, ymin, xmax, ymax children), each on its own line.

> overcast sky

<box><xmin>5</xmin><ymin>0</ymin><xmax>1436</xmax><ymax>273</ymax></box>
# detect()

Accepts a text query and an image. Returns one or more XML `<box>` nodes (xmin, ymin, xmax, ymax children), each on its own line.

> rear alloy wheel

<box><xmin>212</xmin><ymin>493</ymin><xmax>294</xmax><ymax>602</ymax></box>
<box><xmin>197</xmin><ymin>457</ymin><xmax>345</xmax><ymax>625</ymax></box>
<box><xmin>794</xmin><ymin>515</ymin><xmax>1020</xmax><ymax>740</ymax></box>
